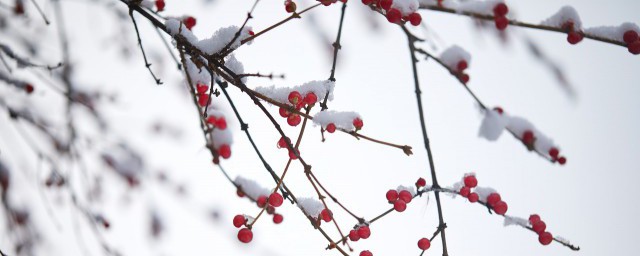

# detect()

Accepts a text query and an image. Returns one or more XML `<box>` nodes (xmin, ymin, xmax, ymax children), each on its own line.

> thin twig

<box><xmin>128</xmin><ymin>8</ymin><xmax>162</xmax><ymax>85</ymax></box>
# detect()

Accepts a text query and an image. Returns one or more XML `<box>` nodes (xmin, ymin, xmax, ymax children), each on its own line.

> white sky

<box><xmin>2</xmin><ymin>0</ymin><xmax>640</xmax><ymax>256</ymax></box>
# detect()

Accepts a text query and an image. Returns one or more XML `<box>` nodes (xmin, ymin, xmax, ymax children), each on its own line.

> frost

<box><xmin>165</xmin><ymin>19</ymin><xmax>199</xmax><ymax>45</ymax></box>
<box><xmin>507</xmin><ymin>116</ymin><xmax>556</xmax><ymax>155</ymax></box>
<box><xmin>211</xmin><ymin>126</ymin><xmax>233</xmax><ymax>149</ymax></box>
<box><xmin>234</xmin><ymin>176</ymin><xmax>270</xmax><ymax>200</ymax></box>
<box><xmin>396</xmin><ymin>185</ymin><xmax>417</xmax><ymax>196</ymax></box>
<box><xmin>439</xmin><ymin>45</ymin><xmax>471</xmax><ymax>71</ymax></box>
<box><xmin>455</xmin><ymin>0</ymin><xmax>504</xmax><ymax>15</ymax></box>
<box><xmin>585</xmin><ymin>23</ymin><xmax>640</xmax><ymax>42</ymax></box>
<box><xmin>197</xmin><ymin>26</ymin><xmax>253</xmax><ymax>55</ymax></box>
<box><xmin>224</xmin><ymin>54</ymin><xmax>246</xmax><ymax>83</ymax></box>
<box><xmin>184</xmin><ymin>55</ymin><xmax>212</xmax><ymax>85</ymax></box>
<box><xmin>473</xmin><ymin>186</ymin><xmax>497</xmax><ymax>202</ymax></box>
<box><xmin>140</xmin><ymin>0</ymin><xmax>154</xmax><ymax>9</ymax></box>
<box><xmin>298</xmin><ymin>197</ymin><xmax>324</xmax><ymax>217</ymax></box>
<box><xmin>556</xmin><ymin>236</ymin><xmax>570</xmax><ymax>244</ymax></box>
<box><xmin>478</xmin><ymin>109</ymin><xmax>508</xmax><ymax>141</ymax></box>
<box><xmin>503</xmin><ymin>215</ymin><xmax>528</xmax><ymax>227</ymax></box>
<box><xmin>392</xmin><ymin>0</ymin><xmax>420</xmax><ymax>15</ymax></box>
<box><xmin>541</xmin><ymin>6</ymin><xmax>582</xmax><ymax>30</ymax></box>
<box><xmin>254</xmin><ymin>80</ymin><xmax>335</xmax><ymax>105</ymax></box>
<box><xmin>312</xmin><ymin>111</ymin><xmax>361</xmax><ymax>130</ymax></box>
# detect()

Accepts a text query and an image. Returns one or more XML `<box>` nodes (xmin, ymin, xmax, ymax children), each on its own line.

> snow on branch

<box><xmin>254</xmin><ymin>80</ymin><xmax>335</xmax><ymax>106</ymax></box>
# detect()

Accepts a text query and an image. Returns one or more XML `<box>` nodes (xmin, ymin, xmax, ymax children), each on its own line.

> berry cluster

<box><xmin>385</xmin><ymin>188</ymin><xmax>413</xmax><ymax>212</ymax></box>
<box><xmin>277</xmin><ymin>136</ymin><xmax>300</xmax><ymax>159</ymax></box>
<box><xmin>361</xmin><ymin>0</ymin><xmax>423</xmax><ymax>26</ymax></box>
<box><xmin>623</xmin><ymin>30</ymin><xmax>640</xmax><ymax>55</ymax></box>
<box><xmin>493</xmin><ymin>3</ymin><xmax>509</xmax><ymax>31</ymax></box>
<box><xmin>529</xmin><ymin>214</ymin><xmax>554</xmax><ymax>246</ymax></box>
<box><xmin>278</xmin><ymin>91</ymin><xmax>317</xmax><ymax>126</ymax></box>
<box><xmin>455</xmin><ymin>59</ymin><xmax>470</xmax><ymax>84</ymax></box>
<box><xmin>348</xmin><ymin>225</ymin><xmax>372</xmax><ymax>242</ymax></box>
<box><xmin>284</xmin><ymin>0</ymin><xmax>297</xmax><ymax>13</ymax></box>
<box><xmin>561</xmin><ymin>20</ymin><xmax>584</xmax><ymax>45</ymax></box>
<box><xmin>196</xmin><ymin>83</ymin><xmax>210</xmax><ymax>107</ymax></box>
<box><xmin>521</xmin><ymin>130</ymin><xmax>567</xmax><ymax>165</ymax></box>
<box><xmin>458</xmin><ymin>174</ymin><xmax>508</xmax><ymax>215</ymax></box>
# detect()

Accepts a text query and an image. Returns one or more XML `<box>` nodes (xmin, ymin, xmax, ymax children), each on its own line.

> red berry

<box><xmin>628</xmin><ymin>41</ymin><xmax>640</xmax><ymax>55</ymax></box>
<box><xmin>237</xmin><ymin>228</ymin><xmax>253</xmax><ymax>243</ymax></box>
<box><xmin>14</xmin><ymin>1</ymin><xmax>24</xmax><ymax>15</ymax></box>
<box><xmin>349</xmin><ymin>229</ymin><xmax>360</xmax><ymax>241</ymax></box>
<box><xmin>257</xmin><ymin>195</ymin><xmax>267</xmax><ymax>208</ymax></box>
<box><xmin>285</xmin><ymin>1</ymin><xmax>297</xmax><ymax>13</ymax></box>
<box><xmin>359</xmin><ymin>250</ymin><xmax>373</xmax><ymax>256</ymax></box>
<box><xmin>393</xmin><ymin>200</ymin><xmax>407</xmax><ymax>212</ymax></box>
<box><xmin>288</xmin><ymin>148</ymin><xmax>299</xmax><ymax>159</ymax></box>
<box><xmin>287</xmin><ymin>114</ymin><xmax>302</xmax><ymax>126</ymax></box>
<box><xmin>468</xmin><ymin>192</ymin><xmax>479</xmax><ymax>203</ymax></box>
<box><xmin>415</xmin><ymin>178</ymin><xmax>427</xmax><ymax>188</ymax></box>
<box><xmin>362</xmin><ymin>0</ymin><xmax>373</xmax><ymax>5</ymax></box>
<box><xmin>353</xmin><ymin>118</ymin><xmax>364</xmax><ymax>130</ymax></box>
<box><xmin>408</xmin><ymin>12</ymin><xmax>422</xmax><ymax>26</ymax></box>
<box><xmin>357</xmin><ymin>226</ymin><xmax>371</xmax><ymax>239</ymax></box>
<box><xmin>268</xmin><ymin>193</ymin><xmax>284</xmax><ymax>207</ymax></box>
<box><xmin>493</xmin><ymin>107</ymin><xmax>504</xmax><ymax>114</ymax></box>
<box><xmin>379</xmin><ymin>0</ymin><xmax>392</xmax><ymax>11</ymax></box>
<box><xmin>288</xmin><ymin>91</ymin><xmax>302</xmax><ymax>105</ymax></box>
<box><xmin>155</xmin><ymin>0</ymin><xmax>165</xmax><ymax>12</ymax></box>
<box><xmin>459</xmin><ymin>186</ymin><xmax>470</xmax><ymax>197</ymax></box>
<box><xmin>277</xmin><ymin>137</ymin><xmax>288</xmax><ymax>148</ymax></box>
<box><xmin>623</xmin><ymin>30</ymin><xmax>639</xmax><ymax>44</ymax></box>
<box><xmin>386</xmin><ymin>189</ymin><xmax>398</xmax><ymax>202</ymax></box>
<box><xmin>460</xmin><ymin>73</ymin><xmax>470</xmax><ymax>84</ymax></box>
<box><xmin>493</xmin><ymin>3</ymin><xmax>509</xmax><ymax>16</ymax></box>
<box><xmin>529</xmin><ymin>214</ymin><xmax>541</xmax><ymax>224</ymax></box>
<box><xmin>567</xmin><ymin>31</ymin><xmax>583</xmax><ymax>45</ymax></box>
<box><xmin>198</xmin><ymin>94</ymin><xmax>209</xmax><ymax>107</ymax></box>
<box><xmin>248</xmin><ymin>30</ymin><xmax>255</xmax><ymax>36</ymax></box>
<box><xmin>24</xmin><ymin>84</ymin><xmax>34</xmax><ymax>94</ymax></box>
<box><xmin>532</xmin><ymin>220</ymin><xmax>546</xmax><ymax>234</ymax></box>
<box><xmin>215</xmin><ymin>117</ymin><xmax>227</xmax><ymax>129</ymax></box>
<box><xmin>273</xmin><ymin>213</ymin><xmax>284</xmax><ymax>224</ymax></box>
<box><xmin>486</xmin><ymin>193</ymin><xmax>501</xmax><ymax>207</ymax></box>
<box><xmin>386</xmin><ymin>8</ymin><xmax>402</xmax><ymax>24</ymax></box>
<box><xmin>206</xmin><ymin>116</ymin><xmax>217</xmax><ymax>125</ymax></box>
<box><xmin>320</xmin><ymin>209</ymin><xmax>333</xmax><ymax>222</ymax></box>
<box><xmin>495</xmin><ymin>16</ymin><xmax>509</xmax><ymax>30</ymax></box>
<box><xmin>184</xmin><ymin>16</ymin><xmax>197</xmax><ymax>30</ymax></box>
<box><xmin>522</xmin><ymin>130</ymin><xmax>535</xmax><ymax>146</ymax></box>
<box><xmin>417</xmin><ymin>238</ymin><xmax>431</xmax><ymax>250</ymax></box>
<box><xmin>561</xmin><ymin>21</ymin><xmax>575</xmax><ymax>31</ymax></box>
<box><xmin>548</xmin><ymin>147</ymin><xmax>559</xmax><ymax>159</ymax></box>
<box><xmin>557</xmin><ymin>156</ymin><xmax>567</xmax><ymax>165</ymax></box>
<box><xmin>279</xmin><ymin>107</ymin><xmax>290</xmax><ymax>117</ymax></box>
<box><xmin>538</xmin><ymin>231</ymin><xmax>553</xmax><ymax>245</ymax></box>
<box><xmin>233</xmin><ymin>215</ymin><xmax>246</xmax><ymax>228</ymax></box>
<box><xmin>456</xmin><ymin>60</ymin><xmax>468</xmax><ymax>72</ymax></box>
<box><xmin>266</xmin><ymin>206</ymin><xmax>275</xmax><ymax>214</ymax></box>
<box><xmin>218</xmin><ymin>144</ymin><xmax>231</xmax><ymax>159</ymax></box>
<box><xmin>326</xmin><ymin>123</ymin><xmax>336</xmax><ymax>133</ymax></box>
<box><xmin>493</xmin><ymin>200</ymin><xmax>508</xmax><ymax>215</ymax></box>
<box><xmin>237</xmin><ymin>189</ymin><xmax>245</xmax><ymax>197</ymax></box>
<box><xmin>304</xmin><ymin>92</ymin><xmax>318</xmax><ymax>105</ymax></box>
<box><xmin>463</xmin><ymin>175</ymin><xmax>477</xmax><ymax>188</ymax></box>
<box><xmin>398</xmin><ymin>190</ymin><xmax>412</xmax><ymax>203</ymax></box>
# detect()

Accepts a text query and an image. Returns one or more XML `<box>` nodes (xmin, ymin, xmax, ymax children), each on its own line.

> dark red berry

<box><xmin>628</xmin><ymin>41</ymin><xmax>640</xmax><ymax>55</ymax></box>
<box><xmin>548</xmin><ymin>147</ymin><xmax>559</xmax><ymax>159</ymax></box>
<box><xmin>257</xmin><ymin>195</ymin><xmax>267</xmax><ymax>208</ymax></box>
<box><xmin>349</xmin><ymin>229</ymin><xmax>360</xmax><ymax>241</ymax></box>
<box><xmin>493</xmin><ymin>107</ymin><xmax>504</xmax><ymax>114</ymax></box>
<box><xmin>398</xmin><ymin>190</ymin><xmax>412</xmax><ymax>203</ymax></box>
<box><xmin>529</xmin><ymin>214</ymin><xmax>541</xmax><ymax>224</ymax></box>
<box><xmin>320</xmin><ymin>209</ymin><xmax>333</xmax><ymax>222</ymax></box>
<box><xmin>359</xmin><ymin>250</ymin><xmax>373</xmax><ymax>256</ymax></box>
<box><xmin>463</xmin><ymin>175</ymin><xmax>478</xmax><ymax>188</ymax></box>
<box><xmin>623</xmin><ymin>30</ymin><xmax>639</xmax><ymax>44</ymax></box>
<box><xmin>237</xmin><ymin>228</ymin><xmax>253</xmax><ymax>243</ymax></box>
<box><xmin>408</xmin><ymin>12</ymin><xmax>422</xmax><ymax>26</ymax></box>
<box><xmin>353</xmin><ymin>118</ymin><xmax>364</xmax><ymax>130</ymax></box>
<box><xmin>288</xmin><ymin>148</ymin><xmax>299</xmax><ymax>159</ymax></box>
<box><xmin>493</xmin><ymin>200</ymin><xmax>508</xmax><ymax>215</ymax></box>
<box><xmin>386</xmin><ymin>8</ymin><xmax>402</xmax><ymax>24</ymax></box>
<box><xmin>218</xmin><ymin>144</ymin><xmax>231</xmax><ymax>159</ymax></box>
<box><xmin>557</xmin><ymin>156</ymin><xmax>567</xmax><ymax>165</ymax></box>
<box><xmin>468</xmin><ymin>192</ymin><xmax>479</xmax><ymax>203</ymax></box>
<box><xmin>415</xmin><ymin>177</ymin><xmax>426</xmax><ymax>188</ymax></box>
<box><xmin>460</xmin><ymin>73</ymin><xmax>470</xmax><ymax>83</ymax></box>
<box><xmin>417</xmin><ymin>238</ymin><xmax>431</xmax><ymax>250</ymax></box>
<box><xmin>459</xmin><ymin>186</ymin><xmax>470</xmax><ymax>197</ymax></box>
<box><xmin>233</xmin><ymin>215</ymin><xmax>246</xmax><ymax>228</ymax></box>
<box><xmin>24</xmin><ymin>84</ymin><xmax>34</xmax><ymax>94</ymax></box>
<box><xmin>155</xmin><ymin>0</ymin><xmax>165</xmax><ymax>12</ymax></box>
<box><xmin>273</xmin><ymin>213</ymin><xmax>284</xmax><ymax>224</ymax></box>
<box><xmin>487</xmin><ymin>193</ymin><xmax>501</xmax><ymax>207</ymax></box>
<box><xmin>538</xmin><ymin>231</ymin><xmax>553</xmax><ymax>245</ymax></box>
<box><xmin>362</xmin><ymin>0</ymin><xmax>373</xmax><ymax>5</ymax></box>
<box><xmin>357</xmin><ymin>226</ymin><xmax>371</xmax><ymax>239</ymax></box>
<box><xmin>285</xmin><ymin>1</ymin><xmax>297</xmax><ymax>13</ymax></box>
<box><xmin>567</xmin><ymin>31</ymin><xmax>583</xmax><ymax>45</ymax></box>
<box><xmin>393</xmin><ymin>200</ymin><xmax>407</xmax><ymax>212</ymax></box>
<box><xmin>457</xmin><ymin>60</ymin><xmax>468</xmax><ymax>72</ymax></box>
<box><xmin>279</xmin><ymin>107</ymin><xmax>290</xmax><ymax>117</ymax></box>
<box><xmin>268</xmin><ymin>193</ymin><xmax>284</xmax><ymax>207</ymax></box>
<box><xmin>493</xmin><ymin>3</ymin><xmax>509</xmax><ymax>16</ymax></box>
<box><xmin>304</xmin><ymin>92</ymin><xmax>318</xmax><ymax>105</ymax></box>
<box><xmin>266</xmin><ymin>206</ymin><xmax>275</xmax><ymax>214</ymax></box>
<box><xmin>522</xmin><ymin>130</ymin><xmax>535</xmax><ymax>146</ymax></box>
<box><xmin>184</xmin><ymin>16</ymin><xmax>197</xmax><ymax>30</ymax></box>
<box><xmin>326</xmin><ymin>123</ymin><xmax>336</xmax><ymax>133</ymax></box>
<box><xmin>379</xmin><ymin>0</ymin><xmax>392</xmax><ymax>10</ymax></box>
<box><xmin>532</xmin><ymin>220</ymin><xmax>546</xmax><ymax>234</ymax></box>
<box><xmin>495</xmin><ymin>16</ymin><xmax>509</xmax><ymax>30</ymax></box>
<box><xmin>386</xmin><ymin>189</ymin><xmax>398</xmax><ymax>202</ymax></box>
<box><xmin>287</xmin><ymin>114</ymin><xmax>302</xmax><ymax>126</ymax></box>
